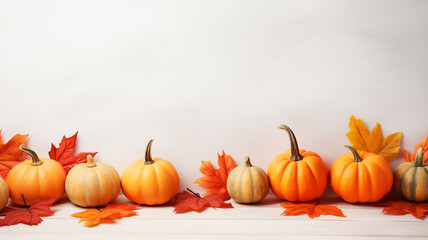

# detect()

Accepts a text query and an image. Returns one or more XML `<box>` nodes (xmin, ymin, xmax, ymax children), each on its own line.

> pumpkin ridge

<box><xmin>410</xmin><ymin>167</ymin><xmax>418</xmax><ymax>201</ymax></box>
<box><xmin>136</xmin><ymin>163</ymin><xmax>146</xmax><ymax>201</ymax></box>
<box><xmin>248</xmin><ymin>167</ymin><xmax>255</xmax><ymax>202</ymax></box>
<box><xmin>359</xmin><ymin>162</ymin><xmax>371</xmax><ymax>202</ymax></box>
<box><xmin>367</xmin><ymin>160</ymin><xmax>388</xmax><ymax>202</ymax></box>
<box><xmin>255</xmin><ymin>167</ymin><xmax>269</xmax><ymax>198</ymax></box>
<box><xmin>398</xmin><ymin>165</ymin><xmax>412</xmax><ymax>199</ymax></box>
<box><xmin>302</xmin><ymin>159</ymin><xmax>321</xmax><ymax>199</ymax></box>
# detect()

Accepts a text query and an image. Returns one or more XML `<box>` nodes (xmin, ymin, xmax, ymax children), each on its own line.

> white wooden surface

<box><xmin>1</xmin><ymin>194</ymin><xmax>427</xmax><ymax>240</ymax></box>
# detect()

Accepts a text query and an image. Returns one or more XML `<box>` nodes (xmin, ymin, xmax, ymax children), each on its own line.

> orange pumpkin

<box><xmin>267</xmin><ymin>125</ymin><xmax>328</xmax><ymax>202</ymax></box>
<box><xmin>0</xmin><ymin>176</ymin><xmax>8</xmax><ymax>211</ymax></box>
<box><xmin>329</xmin><ymin>145</ymin><xmax>393</xmax><ymax>203</ymax></box>
<box><xmin>7</xmin><ymin>145</ymin><xmax>66</xmax><ymax>206</ymax></box>
<box><xmin>121</xmin><ymin>140</ymin><xmax>180</xmax><ymax>205</ymax></box>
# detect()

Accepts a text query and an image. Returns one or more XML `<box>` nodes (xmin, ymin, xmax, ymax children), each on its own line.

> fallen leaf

<box><xmin>49</xmin><ymin>132</ymin><xmax>97</xmax><ymax>174</ymax></box>
<box><xmin>0</xmin><ymin>130</ymin><xmax>28</xmax><ymax>179</ymax></box>
<box><xmin>173</xmin><ymin>189</ymin><xmax>233</xmax><ymax>213</ymax></box>
<box><xmin>0</xmin><ymin>197</ymin><xmax>57</xmax><ymax>226</ymax></box>
<box><xmin>404</xmin><ymin>134</ymin><xmax>428</xmax><ymax>163</ymax></box>
<box><xmin>346</xmin><ymin>115</ymin><xmax>402</xmax><ymax>161</ymax></box>
<box><xmin>378</xmin><ymin>199</ymin><xmax>428</xmax><ymax>220</ymax></box>
<box><xmin>280</xmin><ymin>201</ymin><xmax>346</xmax><ymax>219</ymax></box>
<box><xmin>71</xmin><ymin>203</ymin><xmax>138</xmax><ymax>227</ymax></box>
<box><xmin>194</xmin><ymin>151</ymin><xmax>237</xmax><ymax>196</ymax></box>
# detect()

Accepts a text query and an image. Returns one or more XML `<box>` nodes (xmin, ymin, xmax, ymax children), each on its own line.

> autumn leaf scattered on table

<box><xmin>0</xmin><ymin>130</ymin><xmax>28</xmax><ymax>179</ymax></box>
<box><xmin>404</xmin><ymin>134</ymin><xmax>428</xmax><ymax>163</ymax></box>
<box><xmin>49</xmin><ymin>131</ymin><xmax>97</xmax><ymax>174</ymax></box>
<box><xmin>280</xmin><ymin>201</ymin><xmax>346</xmax><ymax>219</ymax></box>
<box><xmin>346</xmin><ymin>115</ymin><xmax>402</xmax><ymax>161</ymax></box>
<box><xmin>194</xmin><ymin>150</ymin><xmax>237</xmax><ymax>196</ymax></box>
<box><xmin>0</xmin><ymin>196</ymin><xmax>57</xmax><ymax>226</ymax></box>
<box><xmin>71</xmin><ymin>203</ymin><xmax>138</xmax><ymax>227</ymax></box>
<box><xmin>173</xmin><ymin>188</ymin><xmax>233</xmax><ymax>213</ymax></box>
<box><xmin>378</xmin><ymin>199</ymin><xmax>428</xmax><ymax>220</ymax></box>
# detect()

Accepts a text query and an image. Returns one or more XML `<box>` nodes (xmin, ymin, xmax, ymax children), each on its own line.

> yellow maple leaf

<box><xmin>346</xmin><ymin>116</ymin><xmax>402</xmax><ymax>161</ymax></box>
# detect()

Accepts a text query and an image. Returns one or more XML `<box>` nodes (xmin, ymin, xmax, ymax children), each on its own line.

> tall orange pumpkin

<box><xmin>329</xmin><ymin>145</ymin><xmax>393</xmax><ymax>203</ymax></box>
<box><xmin>121</xmin><ymin>140</ymin><xmax>180</xmax><ymax>205</ymax></box>
<box><xmin>267</xmin><ymin>125</ymin><xmax>328</xmax><ymax>202</ymax></box>
<box><xmin>7</xmin><ymin>145</ymin><xmax>66</xmax><ymax>206</ymax></box>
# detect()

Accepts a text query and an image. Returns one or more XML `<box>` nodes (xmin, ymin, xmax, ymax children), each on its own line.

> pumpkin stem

<box><xmin>144</xmin><ymin>139</ymin><xmax>155</xmax><ymax>165</ymax></box>
<box><xmin>278</xmin><ymin>125</ymin><xmax>303</xmax><ymax>161</ymax></box>
<box><xmin>344</xmin><ymin>145</ymin><xmax>363</xmax><ymax>162</ymax></box>
<box><xmin>244</xmin><ymin>156</ymin><xmax>252</xmax><ymax>167</ymax></box>
<box><xmin>414</xmin><ymin>147</ymin><xmax>424</xmax><ymax>167</ymax></box>
<box><xmin>19</xmin><ymin>144</ymin><xmax>43</xmax><ymax>166</ymax></box>
<box><xmin>186</xmin><ymin>188</ymin><xmax>201</xmax><ymax>198</ymax></box>
<box><xmin>86</xmin><ymin>155</ymin><xmax>97</xmax><ymax>168</ymax></box>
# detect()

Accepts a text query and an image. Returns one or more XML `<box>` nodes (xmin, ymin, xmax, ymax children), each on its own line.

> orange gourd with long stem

<box><xmin>267</xmin><ymin>125</ymin><xmax>328</xmax><ymax>202</ymax></box>
<box><xmin>121</xmin><ymin>140</ymin><xmax>180</xmax><ymax>205</ymax></box>
<box><xmin>329</xmin><ymin>145</ymin><xmax>393</xmax><ymax>203</ymax></box>
<box><xmin>7</xmin><ymin>145</ymin><xmax>66</xmax><ymax>206</ymax></box>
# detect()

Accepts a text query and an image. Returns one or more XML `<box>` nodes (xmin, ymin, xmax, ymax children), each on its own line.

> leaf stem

<box><xmin>21</xmin><ymin>194</ymin><xmax>28</xmax><ymax>210</ymax></box>
<box><xmin>186</xmin><ymin>188</ymin><xmax>201</xmax><ymax>198</ymax></box>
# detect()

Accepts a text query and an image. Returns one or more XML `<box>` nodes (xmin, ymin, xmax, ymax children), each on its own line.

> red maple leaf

<box><xmin>0</xmin><ymin>130</ymin><xmax>28</xmax><ymax>179</ymax></box>
<box><xmin>280</xmin><ymin>201</ymin><xmax>346</xmax><ymax>219</ymax></box>
<box><xmin>49</xmin><ymin>132</ymin><xmax>97</xmax><ymax>174</ymax></box>
<box><xmin>173</xmin><ymin>188</ymin><xmax>233</xmax><ymax>213</ymax></box>
<box><xmin>71</xmin><ymin>203</ymin><xmax>138</xmax><ymax>227</ymax></box>
<box><xmin>194</xmin><ymin>151</ymin><xmax>237</xmax><ymax>196</ymax></box>
<box><xmin>0</xmin><ymin>197</ymin><xmax>57</xmax><ymax>226</ymax></box>
<box><xmin>378</xmin><ymin>199</ymin><xmax>428</xmax><ymax>220</ymax></box>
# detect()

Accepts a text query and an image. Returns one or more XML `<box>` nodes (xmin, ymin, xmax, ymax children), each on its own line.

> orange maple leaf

<box><xmin>71</xmin><ymin>203</ymin><xmax>138</xmax><ymax>227</ymax></box>
<box><xmin>0</xmin><ymin>130</ymin><xmax>28</xmax><ymax>179</ymax></box>
<box><xmin>378</xmin><ymin>199</ymin><xmax>428</xmax><ymax>220</ymax></box>
<box><xmin>280</xmin><ymin>201</ymin><xmax>346</xmax><ymax>219</ymax></box>
<box><xmin>194</xmin><ymin>150</ymin><xmax>237</xmax><ymax>196</ymax></box>
<box><xmin>404</xmin><ymin>134</ymin><xmax>428</xmax><ymax>163</ymax></box>
<box><xmin>346</xmin><ymin>115</ymin><xmax>402</xmax><ymax>161</ymax></box>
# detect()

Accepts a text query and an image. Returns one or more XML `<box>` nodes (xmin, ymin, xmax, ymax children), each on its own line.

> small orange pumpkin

<box><xmin>267</xmin><ymin>125</ymin><xmax>328</xmax><ymax>202</ymax></box>
<box><xmin>121</xmin><ymin>140</ymin><xmax>180</xmax><ymax>205</ymax></box>
<box><xmin>329</xmin><ymin>145</ymin><xmax>393</xmax><ymax>203</ymax></box>
<box><xmin>65</xmin><ymin>155</ymin><xmax>121</xmax><ymax>207</ymax></box>
<box><xmin>393</xmin><ymin>147</ymin><xmax>428</xmax><ymax>202</ymax></box>
<box><xmin>0</xmin><ymin>176</ymin><xmax>8</xmax><ymax>211</ymax></box>
<box><xmin>7</xmin><ymin>145</ymin><xmax>66</xmax><ymax>206</ymax></box>
<box><xmin>226</xmin><ymin>156</ymin><xmax>270</xmax><ymax>203</ymax></box>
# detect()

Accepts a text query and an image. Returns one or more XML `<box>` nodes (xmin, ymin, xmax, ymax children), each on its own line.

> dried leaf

<box><xmin>280</xmin><ymin>201</ymin><xmax>346</xmax><ymax>219</ymax></box>
<box><xmin>0</xmin><ymin>130</ymin><xmax>28</xmax><ymax>179</ymax></box>
<box><xmin>404</xmin><ymin>134</ymin><xmax>428</xmax><ymax>163</ymax></box>
<box><xmin>346</xmin><ymin>115</ymin><xmax>402</xmax><ymax>161</ymax></box>
<box><xmin>194</xmin><ymin>151</ymin><xmax>237</xmax><ymax>196</ymax></box>
<box><xmin>0</xmin><ymin>198</ymin><xmax>57</xmax><ymax>226</ymax></box>
<box><xmin>379</xmin><ymin>199</ymin><xmax>428</xmax><ymax>220</ymax></box>
<box><xmin>173</xmin><ymin>189</ymin><xmax>233</xmax><ymax>213</ymax></box>
<box><xmin>71</xmin><ymin>203</ymin><xmax>138</xmax><ymax>227</ymax></box>
<box><xmin>49</xmin><ymin>132</ymin><xmax>97</xmax><ymax>174</ymax></box>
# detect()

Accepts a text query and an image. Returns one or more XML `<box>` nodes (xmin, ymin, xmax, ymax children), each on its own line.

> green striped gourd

<box><xmin>393</xmin><ymin>147</ymin><xmax>428</xmax><ymax>202</ymax></box>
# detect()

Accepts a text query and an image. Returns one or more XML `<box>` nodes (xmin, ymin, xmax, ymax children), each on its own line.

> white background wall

<box><xmin>1</xmin><ymin>0</ymin><xmax>427</xmax><ymax>191</ymax></box>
